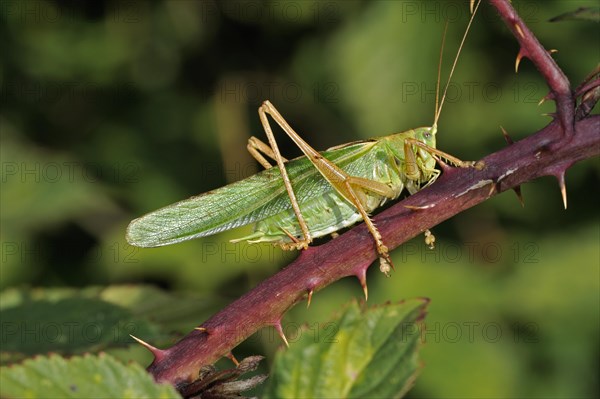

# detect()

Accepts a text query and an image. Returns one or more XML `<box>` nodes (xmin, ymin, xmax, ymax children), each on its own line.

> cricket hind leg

<box><xmin>258</xmin><ymin>102</ymin><xmax>313</xmax><ymax>250</ymax></box>
<box><xmin>259</xmin><ymin>100</ymin><xmax>396</xmax><ymax>271</ymax></box>
<box><xmin>247</xmin><ymin>136</ymin><xmax>306</xmax><ymax>247</ymax></box>
<box><xmin>345</xmin><ymin>179</ymin><xmax>395</xmax><ymax>276</ymax></box>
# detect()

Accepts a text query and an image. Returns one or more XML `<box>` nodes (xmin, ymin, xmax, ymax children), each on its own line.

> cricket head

<box><xmin>415</xmin><ymin>125</ymin><xmax>436</xmax><ymax>148</ymax></box>
<box><xmin>413</xmin><ymin>125</ymin><xmax>437</xmax><ymax>168</ymax></box>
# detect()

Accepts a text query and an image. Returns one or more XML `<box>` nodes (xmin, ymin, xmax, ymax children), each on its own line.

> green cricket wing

<box><xmin>126</xmin><ymin>140</ymin><xmax>377</xmax><ymax>247</ymax></box>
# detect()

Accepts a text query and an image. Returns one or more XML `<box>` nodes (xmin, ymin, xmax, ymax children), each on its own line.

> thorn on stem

<box><xmin>500</xmin><ymin>126</ymin><xmax>514</xmax><ymax>145</ymax></box>
<box><xmin>306</xmin><ymin>289</ymin><xmax>314</xmax><ymax>308</ymax></box>
<box><xmin>195</xmin><ymin>327</ymin><xmax>209</xmax><ymax>334</ymax></box>
<box><xmin>225</xmin><ymin>352</ymin><xmax>240</xmax><ymax>367</ymax></box>
<box><xmin>514</xmin><ymin>23</ymin><xmax>525</xmax><ymax>39</ymax></box>
<box><xmin>434</xmin><ymin>156</ymin><xmax>452</xmax><ymax>172</ymax></box>
<box><xmin>487</xmin><ymin>182</ymin><xmax>497</xmax><ymax>197</ymax></box>
<box><xmin>515</xmin><ymin>49</ymin><xmax>526</xmax><ymax>73</ymax></box>
<box><xmin>512</xmin><ymin>186</ymin><xmax>525</xmax><ymax>207</ymax></box>
<box><xmin>273</xmin><ymin>321</ymin><xmax>289</xmax><ymax>347</ymax></box>
<box><xmin>538</xmin><ymin>93</ymin><xmax>553</xmax><ymax>106</ymax></box>
<box><xmin>130</xmin><ymin>334</ymin><xmax>166</xmax><ymax>361</ymax></box>
<box><xmin>356</xmin><ymin>268</ymin><xmax>368</xmax><ymax>300</ymax></box>
<box><xmin>556</xmin><ymin>172</ymin><xmax>568</xmax><ymax>209</ymax></box>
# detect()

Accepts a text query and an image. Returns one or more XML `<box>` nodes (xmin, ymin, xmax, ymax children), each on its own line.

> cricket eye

<box><xmin>423</xmin><ymin>132</ymin><xmax>431</xmax><ymax>139</ymax></box>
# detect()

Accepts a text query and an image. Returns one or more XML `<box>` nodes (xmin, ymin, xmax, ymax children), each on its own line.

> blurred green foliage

<box><xmin>1</xmin><ymin>1</ymin><xmax>598</xmax><ymax>398</ymax></box>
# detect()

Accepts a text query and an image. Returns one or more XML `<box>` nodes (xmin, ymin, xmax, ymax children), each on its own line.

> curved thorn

<box><xmin>306</xmin><ymin>289</ymin><xmax>314</xmax><ymax>308</ymax></box>
<box><xmin>130</xmin><ymin>334</ymin><xmax>166</xmax><ymax>361</ymax></box>
<box><xmin>557</xmin><ymin>172</ymin><xmax>568</xmax><ymax>209</ymax></box>
<box><xmin>273</xmin><ymin>321</ymin><xmax>289</xmax><ymax>347</ymax></box>
<box><xmin>434</xmin><ymin>155</ymin><xmax>452</xmax><ymax>172</ymax></box>
<box><xmin>226</xmin><ymin>352</ymin><xmax>240</xmax><ymax>366</ymax></box>
<box><xmin>195</xmin><ymin>327</ymin><xmax>209</xmax><ymax>334</ymax></box>
<box><xmin>356</xmin><ymin>269</ymin><xmax>368</xmax><ymax>300</ymax></box>
<box><xmin>512</xmin><ymin>186</ymin><xmax>525</xmax><ymax>207</ymax></box>
<box><xmin>500</xmin><ymin>126</ymin><xmax>514</xmax><ymax>145</ymax></box>
<box><xmin>515</xmin><ymin>50</ymin><xmax>525</xmax><ymax>73</ymax></box>
<box><xmin>538</xmin><ymin>93</ymin><xmax>552</xmax><ymax>106</ymax></box>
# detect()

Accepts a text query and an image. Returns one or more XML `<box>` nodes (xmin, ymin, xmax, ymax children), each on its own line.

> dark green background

<box><xmin>2</xmin><ymin>1</ymin><xmax>598</xmax><ymax>398</ymax></box>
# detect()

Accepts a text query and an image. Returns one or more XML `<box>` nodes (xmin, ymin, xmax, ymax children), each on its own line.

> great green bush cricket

<box><xmin>126</xmin><ymin>1</ymin><xmax>484</xmax><ymax>276</ymax></box>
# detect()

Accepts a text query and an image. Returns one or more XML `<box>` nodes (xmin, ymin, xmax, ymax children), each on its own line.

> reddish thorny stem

<box><xmin>136</xmin><ymin>0</ymin><xmax>599</xmax><ymax>389</ymax></box>
<box><xmin>488</xmin><ymin>0</ymin><xmax>575</xmax><ymax>138</ymax></box>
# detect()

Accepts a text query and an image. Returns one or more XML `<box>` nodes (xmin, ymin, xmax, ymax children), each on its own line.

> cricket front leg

<box><xmin>402</xmin><ymin>138</ymin><xmax>483</xmax><ymax>249</ymax></box>
<box><xmin>404</xmin><ymin>138</ymin><xmax>483</xmax><ymax>169</ymax></box>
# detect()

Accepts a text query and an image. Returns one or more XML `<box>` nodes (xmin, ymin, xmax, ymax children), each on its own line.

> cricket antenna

<box><xmin>433</xmin><ymin>0</ymin><xmax>482</xmax><ymax>129</ymax></box>
<box><xmin>434</xmin><ymin>21</ymin><xmax>449</xmax><ymax>130</ymax></box>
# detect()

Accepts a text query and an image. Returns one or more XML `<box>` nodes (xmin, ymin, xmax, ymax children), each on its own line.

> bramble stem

<box><xmin>148</xmin><ymin>115</ymin><xmax>599</xmax><ymax>387</ymax></box>
<box><xmin>144</xmin><ymin>1</ymin><xmax>598</xmax><ymax>390</ymax></box>
<box><xmin>488</xmin><ymin>0</ymin><xmax>575</xmax><ymax>137</ymax></box>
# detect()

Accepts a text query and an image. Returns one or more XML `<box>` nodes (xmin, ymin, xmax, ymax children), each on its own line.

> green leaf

<box><xmin>0</xmin><ymin>285</ymin><xmax>217</xmax><ymax>363</ymax></box>
<box><xmin>98</xmin><ymin>285</ymin><xmax>221</xmax><ymax>331</ymax></box>
<box><xmin>0</xmin><ymin>353</ymin><xmax>180</xmax><ymax>398</ymax></box>
<box><xmin>263</xmin><ymin>298</ymin><xmax>428</xmax><ymax>399</ymax></box>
